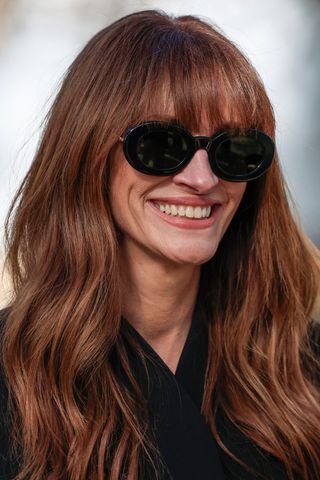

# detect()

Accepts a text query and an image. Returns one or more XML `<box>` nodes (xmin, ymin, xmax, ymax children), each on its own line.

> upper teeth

<box><xmin>156</xmin><ymin>203</ymin><xmax>212</xmax><ymax>218</ymax></box>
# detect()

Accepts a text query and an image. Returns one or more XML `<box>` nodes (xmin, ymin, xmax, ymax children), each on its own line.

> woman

<box><xmin>0</xmin><ymin>9</ymin><xmax>319</xmax><ymax>480</ymax></box>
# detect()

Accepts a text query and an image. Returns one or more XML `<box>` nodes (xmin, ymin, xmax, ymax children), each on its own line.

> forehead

<box><xmin>118</xmin><ymin>47</ymin><xmax>271</xmax><ymax>138</ymax></box>
<box><xmin>132</xmin><ymin>76</ymin><xmax>236</xmax><ymax>132</ymax></box>
<box><xmin>135</xmin><ymin>89</ymin><xmax>240</xmax><ymax>137</ymax></box>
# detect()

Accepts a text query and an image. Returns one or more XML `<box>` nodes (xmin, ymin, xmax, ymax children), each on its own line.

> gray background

<box><xmin>0</xmin><ymin>0</ymin><xmax>319</xmax><ymax>304</ymax></box>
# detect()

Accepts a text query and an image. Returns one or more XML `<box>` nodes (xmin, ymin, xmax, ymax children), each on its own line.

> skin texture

<box><xmin>109</xmin><ymin>129</ymin><xmax>246</xmax><ymax>372</ymax></box>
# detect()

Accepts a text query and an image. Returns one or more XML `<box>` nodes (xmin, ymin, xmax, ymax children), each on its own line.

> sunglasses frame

<box><xmin>120</xmin><ymin>121</ymin><xmax>275</xmax><ymax>182</ymax></box>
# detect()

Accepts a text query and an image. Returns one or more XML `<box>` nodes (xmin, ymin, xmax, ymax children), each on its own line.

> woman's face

<box><xmin>109</xmin><ymin>127</ymin><xmax>247</xmax><ymax>266</ymax></box>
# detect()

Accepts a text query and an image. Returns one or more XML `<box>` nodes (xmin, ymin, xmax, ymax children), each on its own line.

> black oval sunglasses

<box><xmin>120</xmin><ymin>121</ymin><xmax>275</xmax><ymax>182</ymax></box>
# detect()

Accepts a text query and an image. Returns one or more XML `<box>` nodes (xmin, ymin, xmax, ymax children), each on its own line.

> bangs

<box><xmin>122</xmin><ymin>21</ymin><xmax>275</xmax><ymax>138</ymax></box>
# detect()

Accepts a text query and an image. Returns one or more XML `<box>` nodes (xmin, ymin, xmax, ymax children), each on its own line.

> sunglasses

<box><xmin>120</xmin><ymin>121</ymin><xmax>275</xmax><ymax>182</ymax></box>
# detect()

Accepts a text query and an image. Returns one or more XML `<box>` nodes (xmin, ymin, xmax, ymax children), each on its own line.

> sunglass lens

<box><xmin>135</xmin><ymin>128</ymin><xmax>189</xmax><ymax>170</ymax></box>
<box><xmin>215</xmin><ymin>136</ymin><xmax>265</xmax><ymax>176</ymax></box>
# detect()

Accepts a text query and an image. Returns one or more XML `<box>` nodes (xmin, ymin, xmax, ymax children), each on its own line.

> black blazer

<box><xmin>0</xmin><ymin>305</ymin><xmax>319</xmax><ymax>480</ymax></box>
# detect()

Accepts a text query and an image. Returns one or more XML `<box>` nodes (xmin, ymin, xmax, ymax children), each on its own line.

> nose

<box><xmin>172</xmin><ymin>149</ymin><xmax>219</xmax><ymax>193</ymax></box>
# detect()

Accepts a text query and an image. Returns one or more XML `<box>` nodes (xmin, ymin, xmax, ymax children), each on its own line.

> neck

<box><xmin>120</xmin><ymin>240</ymin><xmax>201</xmax><ymax>372</ymax></box>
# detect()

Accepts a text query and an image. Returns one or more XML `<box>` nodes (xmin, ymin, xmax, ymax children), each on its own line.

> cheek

<box><xmin>227</xmin><ymin>182</ymin><xmax>247</xmax><ymax>208</ymax></box>
<box><xmin>222</xmin><ymin>181</ymin><xmax>247</xmax><ymax>226</ymax></box>
<box><xmin>108</xmin><ymin>153</ymin><xmax>161</xmax><ymax>231</ymax></box>
<box><xmin>108</xmin><ymin>153</ymin><xmax>138</xmax><ymax>233</ymax></box>
<box><xmin>108</xmin><ymin>162</ymin><xmax>126</xmax><ymax>220</ymax></box>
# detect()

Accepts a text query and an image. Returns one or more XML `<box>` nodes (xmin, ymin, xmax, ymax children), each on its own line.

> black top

<box><xmin>0</xmin><ymin>304</ymin><xmax>319</xmax><ymax>480</ymax></box>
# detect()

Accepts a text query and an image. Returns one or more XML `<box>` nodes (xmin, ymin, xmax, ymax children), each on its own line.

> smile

<box><xmin>155</xmin><ymin>203</ymin><xmax>211</xmax><ymax>219</ymax></box>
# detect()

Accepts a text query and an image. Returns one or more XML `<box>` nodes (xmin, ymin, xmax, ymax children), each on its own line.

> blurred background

<box><xmin>0</xmin><ymin>0</ymin><xmax>319</xmax><ymax>306</ymax></box>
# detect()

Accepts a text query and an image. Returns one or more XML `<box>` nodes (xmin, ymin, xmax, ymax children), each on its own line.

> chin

<box><xmin>166</xmin><ymin>245</ymin><xmax>219</xmax><ymax>266</ymax></box>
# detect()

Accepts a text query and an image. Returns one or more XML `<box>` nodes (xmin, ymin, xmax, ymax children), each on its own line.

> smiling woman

<box><xmin>0</xmin><ymin>9</ymin><xmax>319</xmax><ymax>480</ymax></box>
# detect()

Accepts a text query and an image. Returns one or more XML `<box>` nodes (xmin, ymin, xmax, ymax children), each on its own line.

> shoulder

<box><xmin>216</xmin><ymin>322</ymin><xmax>319</xmax><ymax>479</ymax></box>
<box><xmin>0</xmin><ymin>307</ymin><xmax>12</xmax><ymax>412</ymax></box>
<box><xmin>0</xmin><ymin>307</ymin><xmax>10</xmax><ymax>416</ymax></box>
<box><xmin>216</xmin><ymin>408</ymin><xmax>288</xmax><ymax>479</ymax></box>
<box><xmin>0</xmin><ymin>307</ymin><xmax>21</xmax><ymax>479</ymax></box>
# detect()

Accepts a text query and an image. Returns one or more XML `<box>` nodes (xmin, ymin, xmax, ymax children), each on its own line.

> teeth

<box><xmin>171</xmin><ymin>205</ymin><xmax>178</xmax><ymax>216</ymax></box>
<box><xmin>178</xmin><ymin>206</ymin><xmax>186</xmax><ymax>216</ymax></box>
<box><xmin>186</xmin><ymin>206</ymin><xmax>193</xmax><ymax>218</ymax></box>
<box><xmin>194</xmin><ymin>207</ymin><xmax>202</xmax><ymax>219</ymax></box>
<box><xmin>156</xmin><ymin>203</ymin><xmax>212</xmax><ymax>218</ymax></box>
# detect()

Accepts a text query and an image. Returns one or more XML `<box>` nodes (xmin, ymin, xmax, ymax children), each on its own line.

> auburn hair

<box><xmin>2</xmin><ymin>9</ymin><xmax>320</xmax><ymax>480</ymax></box>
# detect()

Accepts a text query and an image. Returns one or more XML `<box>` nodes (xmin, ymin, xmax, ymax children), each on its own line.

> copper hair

<box><xmin>2</xmin><ymin>10</ymin><xmax>320</xmax><ymax>479</ymax></box>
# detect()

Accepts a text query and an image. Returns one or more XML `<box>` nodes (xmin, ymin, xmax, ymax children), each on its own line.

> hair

<box><xmin>1</xmin><ymin>9</ymin><xmax>320</xmax><ymax>480</ymax></box>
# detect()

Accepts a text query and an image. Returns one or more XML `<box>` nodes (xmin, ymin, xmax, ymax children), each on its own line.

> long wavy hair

<box><xmin>2</xmin><ymin>10</ymin><xmax>320</xmax><ymax>480</ymax></box>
